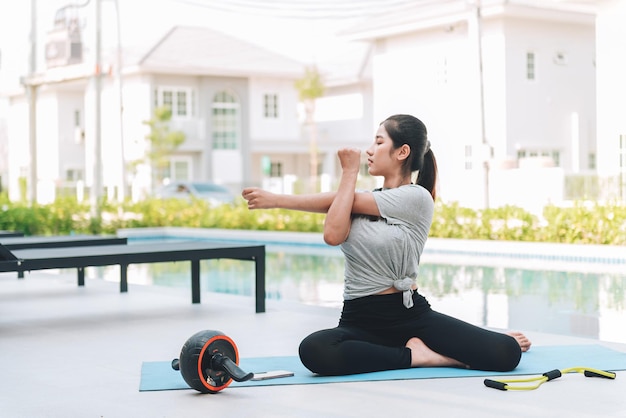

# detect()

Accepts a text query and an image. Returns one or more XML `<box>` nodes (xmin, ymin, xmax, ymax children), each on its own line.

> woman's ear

<box><xmin>396</xmin><ymin>144</ymin><xmax>411</xmax><ymax>161</ymax></box>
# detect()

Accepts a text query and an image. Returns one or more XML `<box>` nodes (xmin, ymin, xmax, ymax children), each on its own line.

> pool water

<box><xmin>94</xmin><ymin>240</ymin><xmax>626</xmax><ymax>345</ymax></box>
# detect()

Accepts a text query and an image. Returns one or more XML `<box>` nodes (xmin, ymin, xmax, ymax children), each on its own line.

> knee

<box><xmin>298</xmin><ymin>333</ymin><xmax>324</xmax><ymax>374</ymax></box>
<box><xmin>298</xmin><ymin>331</ymin><xmax>340</xmax><ymax>376</ymax></box>
<box><xmin>298</xmin><ymin>334</ymin><xmax>314</xmax><ymax>365</ymax></box>
<box><xmin>493</xmin><ymin>336</ymin><xmax>522</xmax><ymax>372</ymax></box>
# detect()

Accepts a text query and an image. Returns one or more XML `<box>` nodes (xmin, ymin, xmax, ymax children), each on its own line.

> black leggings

<box><xmin>298</xmin><ymin>291</ymin><xmax>521</xmax><ymax>376</ymax></box>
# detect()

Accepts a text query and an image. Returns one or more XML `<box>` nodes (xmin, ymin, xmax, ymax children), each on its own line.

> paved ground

<box><xmin>2</xmin><ymin>270</ymin><xmax>626</xmax><ymax>418</ymax></box>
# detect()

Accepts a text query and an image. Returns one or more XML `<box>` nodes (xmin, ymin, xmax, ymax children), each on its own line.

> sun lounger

<box><xmin>0</xmin><ymin>235</ymin><xmax>127</xmax><ymax>250</ymax></box>
<box><xmin>0</xmin><ymin>241</ymin><xmax>266</xmax><ymax>313</ymax></box>
<box><xmin>0</xmin><ymin>235</ymin><xmax>128</xmax><ymax>278</ymax></box>
<box><xmin>0</xmin><ymin>230</ymin><xmax>24</xmax><ymax>238</ymax></box>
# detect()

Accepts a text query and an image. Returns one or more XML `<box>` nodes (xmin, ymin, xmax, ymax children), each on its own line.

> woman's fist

<box><xmin>241</xmin><ymin>187</ymin><xmax>277</xmax><ymax>209</ymax></box>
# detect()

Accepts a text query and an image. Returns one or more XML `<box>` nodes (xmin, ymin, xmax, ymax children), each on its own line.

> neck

<box><xmin>383</xmin><ymin>173</ymin><xmax>411</xmax><ymax>189</ymax></box>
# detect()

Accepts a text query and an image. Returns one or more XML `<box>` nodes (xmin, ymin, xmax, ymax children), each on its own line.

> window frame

<box><xmin>154</xmin><ymin>86</ymin><xmax>196</xmax><ymax>119</ymax></box>
<box><xmin>263</xmin><ymin>93</ymin><xmax>279</xmax><ymax>119</ymax></box>
<box><xmin>212</xmin><ymin>90</ymin><xmax>241</xmax><ymax>150</ymax></box>
<box><xmin>526</xmin><ymin>51</ymin><xmax>536</xmax><ymax>81</ymax></box>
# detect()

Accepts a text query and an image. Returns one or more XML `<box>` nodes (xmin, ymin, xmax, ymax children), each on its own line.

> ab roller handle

<box><xmin>172</xmin><ymin>330</ymin><xmax>253</xmax><ymax>394</ymax></box>
<box><xmin>209</xmin><ymin>352</ymin><xmax>254</xmax><ymax>382</ymax></box>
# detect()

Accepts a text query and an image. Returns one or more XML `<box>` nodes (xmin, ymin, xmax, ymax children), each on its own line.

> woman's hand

<box><xmin>337</xmin><ymin>148</ymin><xmax>362</xmax><ymax>175</ymax></box>
<box><xmin>242</xmin><ymin>187</ymin><xmax>278</xmax><ymax>209</ymax></box>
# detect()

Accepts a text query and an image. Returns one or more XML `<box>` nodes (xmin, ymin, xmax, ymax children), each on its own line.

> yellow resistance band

<box><xmin>484</xmin><ymin>367</ymin><xmax>616</xmax><ymax>391</ymax></box>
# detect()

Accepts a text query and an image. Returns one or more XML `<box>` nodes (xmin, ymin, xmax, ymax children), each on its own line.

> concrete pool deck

<box><xmin>2</xmin><ymin>269</ymin><xmax>626</xmax><ymax>418</ymax></box>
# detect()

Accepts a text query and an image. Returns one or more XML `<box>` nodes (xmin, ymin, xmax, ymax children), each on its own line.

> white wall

<box><xmin>489</xmin><ymin>166</ymin><xmax>565</xmax><ymax>214</ymax></box>
<box><xmin>56</xmin><ymin>92</ymin><xmax>85</xmax><ymax>183</ymax></box>
<box><xmin>595</xmin><ymin>0</ymin><xmax>626</xmax><ymax>178</ymax></box>
<box><xmin>248</xmin><ymin>77</ymin><xmax>300</xmax><ymax>141</ymax></box>
<box><xmin>372</xmin><ymin>23</ymin><xmax>487</xmax><ymax>207</ymax></box>
<box><xmin>367</xmin><ymin>9</ymin><xmax>595</xmax><ymax>208</ymax></box>
<box><xmin>503</xmin><ymin>18</ymin><xmax>595</xmax><ymax>173</ymax></box>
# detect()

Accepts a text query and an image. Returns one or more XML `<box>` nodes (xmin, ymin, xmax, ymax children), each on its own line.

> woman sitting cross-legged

<box><xmin>242</xmin><ymin>114</ymin><xmax>531</xmax><ymax>376</ymax></box>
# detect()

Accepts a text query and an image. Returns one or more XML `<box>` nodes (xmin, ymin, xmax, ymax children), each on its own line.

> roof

<box><xmin>137</xmin><ymin>26</ymin><xmax>305</xmax><ymax>78</ymax></box>
<box><xmin>341</xmin><ymin>0</ymin><xmax>596</xmax><ymax>41</ymax></box>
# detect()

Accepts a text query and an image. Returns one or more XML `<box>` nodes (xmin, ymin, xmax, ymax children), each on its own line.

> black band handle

<box><xmin>584</xmin><ymin>370</ymin><xmax>616</xmax><ymax>379</ymax></box>
<box><xmin>484</xmin><ymin>379</ymin><xmax>507</xmax><ymax>390</ymax></box>
<box><xmin>542</xmin><ymin>369</ymin><xmax>562</xmax><ymax>381</ymax></box>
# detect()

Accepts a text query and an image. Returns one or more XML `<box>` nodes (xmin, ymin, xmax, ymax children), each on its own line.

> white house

<box><xmin>342</xmin><ymin>0</ymin><xmax>599</xmax><ymax>210</ymax></box>
<box><xmin>2</xmin><ymin>0</ymin><xmax>624</xmax><ymax>211</ymax></box>
<box><xmin>5</xmin><ymin>23</ymin><xmax>310</xmax><ymax>203</ymax></box>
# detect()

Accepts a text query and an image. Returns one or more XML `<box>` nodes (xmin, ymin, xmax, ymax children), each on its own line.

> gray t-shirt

<box><xmin>340</xmin><ymin>184</ymin><xmax>434</xmax><ymax>307</ymax></box>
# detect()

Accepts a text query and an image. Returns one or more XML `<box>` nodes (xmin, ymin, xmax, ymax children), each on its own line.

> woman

<box><xmin>242</xmin><ymin>114</ymin><xmax>531</xmax><ymax>376</ymax></box>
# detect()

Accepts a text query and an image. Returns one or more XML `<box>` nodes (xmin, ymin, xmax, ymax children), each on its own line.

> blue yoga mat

<box><xmin>139</xmin><ymin>344</ymin><xmax>626</xmax><ymax>391</ymax></box>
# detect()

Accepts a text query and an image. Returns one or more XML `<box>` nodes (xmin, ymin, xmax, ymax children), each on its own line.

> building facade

<box><xmin>2</xmin><ymin>0</ymin><xmax>624</xmax><ymax>210</ymax></box>
<box><xmin>344</xmin><ymin>0</ymin><xmax>598</xmax><ymax>210</ymax></box>
<box><xmin>5</xmin><ymin>24</ymin><xmax>311</xmax><ymax>202</ymax></box>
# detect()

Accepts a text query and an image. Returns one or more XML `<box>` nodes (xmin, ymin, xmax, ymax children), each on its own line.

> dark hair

<box><xmin>381</xmin><ymin>114</ymin><xmax>438</xmax><ymax>200</ymax></box>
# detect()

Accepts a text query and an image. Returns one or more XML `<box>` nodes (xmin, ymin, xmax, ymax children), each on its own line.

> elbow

<box><xmin>323</xmin><ymin>230</ymin><xmax>347</xmax><ymax>246</ymax></box>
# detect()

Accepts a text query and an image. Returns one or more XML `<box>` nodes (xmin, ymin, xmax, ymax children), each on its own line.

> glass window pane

<box><xmin>177</xmin><ymin>91</ymin><xmax>187</xmax><ymax>116</ymax></box>
<box><xmin>212</xmin><ymin>91</ymin><xmax>240</xmax><ymax>150</ymax></box>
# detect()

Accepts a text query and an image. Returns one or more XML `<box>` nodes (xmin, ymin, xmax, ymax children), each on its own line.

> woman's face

<box><xmin>366</xmin><ymin>124</ymin><xmax>399</xmax><ymax>177</ymax></box>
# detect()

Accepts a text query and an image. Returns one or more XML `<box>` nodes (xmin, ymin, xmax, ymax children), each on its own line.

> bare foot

<box><xmin>405</xmin><ymin>337</ymin><xmax>467</xmax><ymax>368</ymax></box>
<box><xmin>508</xmin><ymin>331</ymin><xmax>532</xmax><ymax>352</ymax></box>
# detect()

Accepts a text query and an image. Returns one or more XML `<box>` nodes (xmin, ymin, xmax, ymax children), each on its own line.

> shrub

<box><xmin>1</xmin><ymin>196</ymin><xmax>624</xmax><ymax>245</ymax></box>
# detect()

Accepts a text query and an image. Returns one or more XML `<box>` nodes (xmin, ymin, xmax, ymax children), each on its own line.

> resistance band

<box><xmin>484</xmin><ymin>367</ymin><xmax>616</xmax><ymax>391</ymax></box>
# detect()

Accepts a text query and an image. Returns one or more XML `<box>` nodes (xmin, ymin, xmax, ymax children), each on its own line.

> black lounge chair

<box><xmin>0</xmin><ymin>234</ymin><xmax>127</xmax><ymax>250</ymax></box>
<box><xmin>0</xmin><ymin>241</ymin><xmax>266</xmax><ymax>313</ymax></box>
<box><xmin>0</xmin><ymin>230</ymin><xmax>24</xmax><ymax>238</ymax></box>
<box><xmin>0</xmin><ymin>235</ymin><xmax>128</xmax><ymax>278</ymax></box>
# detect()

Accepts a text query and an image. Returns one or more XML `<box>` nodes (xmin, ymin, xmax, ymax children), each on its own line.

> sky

<box><xmin>0</xmin><ymin>0</ymin><xmax>392</xmax><ymax>92</ymax></box>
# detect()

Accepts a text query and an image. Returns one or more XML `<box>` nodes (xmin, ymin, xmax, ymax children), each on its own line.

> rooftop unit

<box><xmin>45</xmin><ymin>6</ymin><xmax>83</xmax><ymax>68</ymax></box>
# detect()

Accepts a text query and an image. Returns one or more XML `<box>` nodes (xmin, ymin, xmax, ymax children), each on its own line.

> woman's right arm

<box><xmin>242</xmin><ymin>187</ymin><xmax>336</xmax><ymax>213</ymax></box>
<box><xmin>242</xmin><ymin>186</ymin><xmax>380</xmax><ymax>216</ymax></box>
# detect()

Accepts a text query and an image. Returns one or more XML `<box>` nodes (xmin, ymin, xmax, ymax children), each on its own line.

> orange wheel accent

<box><xmin>197</xmin><ymin>334</ymin><xmax>239</xmax><ymax>393</ymax></box>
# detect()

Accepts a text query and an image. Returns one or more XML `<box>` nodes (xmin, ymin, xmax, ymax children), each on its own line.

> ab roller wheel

<box><xmin>171</xmin><ymin>330</ymin><xmax>253</xmax><ymax>393</ymax></box>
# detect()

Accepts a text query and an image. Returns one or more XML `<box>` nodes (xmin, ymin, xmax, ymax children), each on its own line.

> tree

<box><xmin>295</xmin><ymin>66</ymin><xmax>325</xmax><ymax>192</ymax></box>
<box><xmin>143</xmin><ymin>106</ymin><xmax>186</xmax><ymax>189</ymax></box>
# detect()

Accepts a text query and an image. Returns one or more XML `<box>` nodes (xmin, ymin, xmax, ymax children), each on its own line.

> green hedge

<box><xmin>1</xmin><ymin>194</ymin><xmax>625</xmax><ymax>245</ymax></box>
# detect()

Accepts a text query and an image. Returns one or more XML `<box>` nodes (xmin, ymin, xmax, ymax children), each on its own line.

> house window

<box><xmin>588</xmin><ymin>152</ymin><xmax>596</xmax><ymax>170</ymax></box>
<box><xmin>74</xmin><ymin>110</ymin><xmax>81</xmax><ymax>127</ymax></box>
<box><xmin>65</xmin><ymin>168</ymin><xmax>84</xmax><ymax>182</ymax></box>
<box><xmin>212</xmin><ymin>90</ymin><xmax>240</xmax><ymax>150</ymax></box>
<box><xmin>176</xmin><ymin>91</ymin><xmax>187</xmax><ymax>116</ymax></box>
<box><xmin>526</xmin><ymin>52</ymin><xmax>535</xmax><ymax>80</ymax></box>
<box><xmin>464</xmin><ymin>145</ymin><xmax>473</xmax><ymax>170</ymax></box>
<box><xmin>264</xmin><ymin>94</ymin><xmax>278</xmax><ymax>118</ymax></box>
<box><xmin>171</xmin><ymin>157</ymin><xmax>191</xmax><ymax>181</ymax></box>
<box><xmin>270</xmin><ymin>162</ymin><xmax>283</xmax><ymax>177</ymax></box>
<box><xmin>155</xmin><ymin>87</ymin><xmax>195</xmax><ymax>118</ymax></box>
<box><xmin>516</xmin><ymin>148</ymin><xmax>561</xmax><ymax>167</ymax></box>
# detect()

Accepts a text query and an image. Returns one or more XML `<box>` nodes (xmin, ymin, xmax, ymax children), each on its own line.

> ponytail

<box><xmin>416</xmin><ymin>149</ymin><xmax>438</xmax><ymax>201</ymax></box>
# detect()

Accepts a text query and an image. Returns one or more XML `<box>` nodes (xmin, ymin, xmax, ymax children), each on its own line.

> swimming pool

<box><xmin>106</xmin><ymin>228</ymin><xmax>626</xmax><ymax>345</ymax></box>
